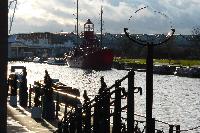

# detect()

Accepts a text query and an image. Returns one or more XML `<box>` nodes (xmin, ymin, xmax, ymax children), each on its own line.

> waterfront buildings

<box><xmin>8</xmin><ymin>32</ymin><xmax>75</xmax><ymax>59</ymax></box>
<box><xmin>8</xmin><ymin>32</ymin><xmax>200</xmax><ymax>60</ymax></box>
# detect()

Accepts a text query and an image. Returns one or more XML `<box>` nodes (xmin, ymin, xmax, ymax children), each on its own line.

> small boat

<box><xmin>33</xmin><ymin>57</ymin><xmax>42</xmax><ymax>63</ymax></box>
<box><xmin>24</xmin><ymin>57</ymin><xmax>33</xmax><ymax>62</ymax></box>
<box><xmin>47</xmin><ymin>57</ymin><xmax>66</xmax><ymax>65</ymax></box>
<box><xmin>153</xmin><ymin>65</ymin><xmax>176</xmax><ymax>75</ymax></box>
<box><xmin>175</xmin><ymin>67</ymin><xmax>200</xmax><ymax>78</ymax></box>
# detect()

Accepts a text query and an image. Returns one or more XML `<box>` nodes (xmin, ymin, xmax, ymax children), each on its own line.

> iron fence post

<box><xmin>104</xmin><ymin>89</ymin><xmax>110</xmax><ymax>133</ymax></box>
<box><xmin>84</xmin><ymin>102</ymin><xmax>91</xmax><ymax>133</ymax></box>
<box><xmin>55</xmin><ymin>92</ymin><xmax>59</xmax><ymax>119</ymax></box>
<box><xmin>76</xmin><ymin>105</ymin><xmax>82</xmax><ymax>133</ymax></box>
<box><xmin>28</xmin><ymin>84</ymin><xmax>32</xmax><ymax>107</ymax></box>
<box><xmin>176</xmin><ymin>125</ymin><xmax>180</xmax><ymax>133</ymax></box>
<box><xmin>169</xmin><ymin>125</ymin><xmax>174</xmax><ymax>133</ymax></box>
<box><xmin>112</xmin><ymin>81</ymin><xmax>121</xmax><ymax>133</ymax></box>
<box><xmin>127</xmin><ymin>70</ymin><xmax>135</xmax><ymax>133</ymax></box>
<box><xmin>93</xmin><ymin>96</ymin><xmax>99</xmax><ymax>133</ymax></box>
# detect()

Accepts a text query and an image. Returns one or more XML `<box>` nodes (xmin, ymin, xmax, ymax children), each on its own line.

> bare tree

<box><xmin>192</xmin><ymin>25</ymin><xmax>200</xmax><ymax>36</ymax></box>
<box><xmin>191</xmin><ymin>25</ymin><xmax>200</xmax><ymax>59</ymax></box>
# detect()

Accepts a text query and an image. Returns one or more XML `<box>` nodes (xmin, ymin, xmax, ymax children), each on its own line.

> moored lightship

<box><xmin>65</xmin><ymin>19</ymin><xmax>113</xmax><ymax>70</ymax></box>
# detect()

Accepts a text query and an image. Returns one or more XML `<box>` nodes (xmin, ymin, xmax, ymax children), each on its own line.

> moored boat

<box><xmin>65</xmin><ymin>19</ymin><xmax>113</xmax><ymax>70</ymax></box>
<box><xmin>47</xmin><ymin>57</ymin><xmax>66</xmax><ymax>65</ymax></box>
<box><xmin>33</xmin><ymin>57</ymin><xmax>42</xmax><ymax>63</ymax></box>
<box><xmin>174</xmin><ymin>67</ymin><xmax>200</xmax><ymax>78</ymax></box>
<box><xmin>24</xmin><ymin>57</ymin><xmax>33</xmax><ymax>62</ymax></box>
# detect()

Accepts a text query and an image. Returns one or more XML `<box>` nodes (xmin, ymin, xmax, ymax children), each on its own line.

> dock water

<box><xmin>7</xmin><ymin>64</ymin><xmax>200</xmax><ymax>132</ymax></box>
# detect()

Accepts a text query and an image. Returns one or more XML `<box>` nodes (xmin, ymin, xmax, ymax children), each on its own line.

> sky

<box><xmin>8</xmin><ymin>0</ymin><xmax>200</xmax><ymax>35</ymax></box>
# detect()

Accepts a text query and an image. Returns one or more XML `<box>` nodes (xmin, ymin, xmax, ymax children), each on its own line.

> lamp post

<box><xmin>124</xmin><ymin>28</ymin><xmax>175</xmax><ymax>133</ymax></box>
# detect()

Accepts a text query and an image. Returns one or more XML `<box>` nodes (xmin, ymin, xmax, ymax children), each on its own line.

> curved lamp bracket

<box><xmin>124</xmin><ymin>28</ymin><xmax>175</xmax><ymax>46</ymax></box>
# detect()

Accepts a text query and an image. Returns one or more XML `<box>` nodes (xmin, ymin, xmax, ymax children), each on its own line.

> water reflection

<box><xmin>8</xmin><ymin>62</ymin><xmax>200</xmax><ymax>132</ymax></box>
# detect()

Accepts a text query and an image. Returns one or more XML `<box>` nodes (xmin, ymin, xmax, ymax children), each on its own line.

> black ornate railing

<box><xmin>56</xmin><ymin>70</ymin><xmax>144</xmax><ymax>133</ymax></box>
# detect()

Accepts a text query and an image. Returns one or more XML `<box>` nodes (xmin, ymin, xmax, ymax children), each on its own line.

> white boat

<box><xmin>47</xmin><ymin>58</ymin><xmax>66</xmax><ymax>65</ymax></box>
<box><xmin>33</xmin><ymin>57</ymin><xmax>42</xmax><ymax>63</ymax></box>
<box><xmin>24</xmin><ymin>57</ymin><xmax>33</xmax><ymax>62</ymax></box>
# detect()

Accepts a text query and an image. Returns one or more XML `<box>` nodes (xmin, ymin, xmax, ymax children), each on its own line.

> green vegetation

<box><xmin>113</xmin><ymin>57</ymin><xmax>200</xmax><ymax>66</ymax></box>
<box><xmin>113</xmin><ymin>58</ymin><xmax>146</xmax><ymax>64</ymax></box>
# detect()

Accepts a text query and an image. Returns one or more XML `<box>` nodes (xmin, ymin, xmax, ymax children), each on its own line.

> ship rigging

<box><xmin>65</xmin><ymin>0</ymin><xmax>113</xmax><ymax>70</ymax></box>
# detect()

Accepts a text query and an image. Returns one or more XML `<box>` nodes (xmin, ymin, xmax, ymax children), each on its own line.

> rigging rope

<box><xmin>123</xmin><ymin>112</ymin><xmax>200</xmax><ymax>132</ymax></box>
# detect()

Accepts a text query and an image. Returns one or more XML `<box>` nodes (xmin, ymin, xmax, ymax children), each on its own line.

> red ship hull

<box><xmin>67</xmin><ymin>47</ymin><xmax>113</xmax><ymax>70</ymax></box>
<box><xmin>67</xmin><ymin>19</ymin><xmax>113</xmax><ymax>70</ymax></box>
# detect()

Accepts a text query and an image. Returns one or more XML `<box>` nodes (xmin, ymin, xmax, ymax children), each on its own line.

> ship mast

<box><xmin>76</xmin><ymin>0</ymin><xmax>79</xmax><ymax>45</ymax></box>
<box><xmin>100</xmin><ymin>5</ymin><xmax>103</xmax><ymax>46</ymax></box>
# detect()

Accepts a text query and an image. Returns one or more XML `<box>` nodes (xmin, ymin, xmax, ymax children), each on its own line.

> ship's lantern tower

<box><xmin>84</xmin><ymin>19</ymin><xmax>95</xmax><ymax>45</ymax></box>
<box><xmin>84</xmin><ymin>19</ymin><xmax>94</xmax><ymax>32</ymax></box>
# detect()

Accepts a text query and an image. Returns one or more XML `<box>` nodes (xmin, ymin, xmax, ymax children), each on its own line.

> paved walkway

<box><xmin>7</xmin><ymin>115</ymin><xmax>31</xmax><ymax>133</ymax></box>
<box><xmin>7</xmin><ymin>104</ymin><xmax>57</xmax><ymax>133</ymax></box>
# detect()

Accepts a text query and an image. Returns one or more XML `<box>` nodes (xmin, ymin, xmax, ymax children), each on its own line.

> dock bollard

<box><xmin>42</xmin><ymin>70</ymin><xmax>55</xmax><ymax>120</ymax></box>
<box><xmin>9</xmin><ymin>74</ymin><xmax>18</xmax><ymax>106</ymax></box>
<box><xmin>19</xmin><ymin>69</ymin><xmax>28</xmax><ymax>107</ymax></box>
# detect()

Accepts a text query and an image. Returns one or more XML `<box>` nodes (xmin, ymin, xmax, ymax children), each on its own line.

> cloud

<box><xmin>11</xmin><ymin>17</ymin><xmax>69</xmax><ymax>33</ymax></box>
<box><xmin>155</xmin><ymin>0</ymin><xmax>200</xmax><ymax>34</ymax></box>
<box><xmin>9</xmin><ymin>0</ymin><xmax>200</xmax><ymax>34</ymax></box>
